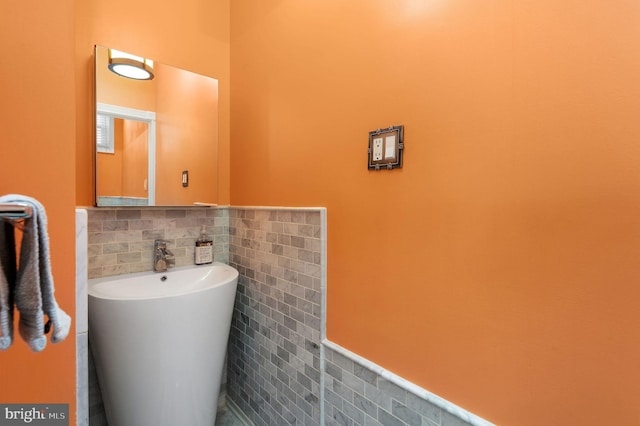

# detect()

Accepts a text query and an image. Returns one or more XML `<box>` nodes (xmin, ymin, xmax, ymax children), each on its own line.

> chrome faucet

<box><xmin>154</xmin><ymin>240</ymin><xmax>175</xmax><ymax>272</ymax></box>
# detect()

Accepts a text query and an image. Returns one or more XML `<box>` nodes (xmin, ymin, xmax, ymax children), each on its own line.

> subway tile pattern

<box><xmin>227</xmin><ymin>208</ymin><xmax>324</xmax><ymax>426</ymax></box>
<box><xmin>324</xmin><ymin>347</ymin><xmax>475</xmax><ymax>426</ymax></box>
<box><xmin>86</xmin><ymin>207</ymin><xmax>229</xmax><ymax>278</ymax></box>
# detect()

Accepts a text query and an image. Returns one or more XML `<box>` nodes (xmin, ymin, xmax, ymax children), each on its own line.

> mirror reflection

<box><xmin>94</xmin><ymin>45</ymin><xmax>218</xmax><ymax>206</ymax></box>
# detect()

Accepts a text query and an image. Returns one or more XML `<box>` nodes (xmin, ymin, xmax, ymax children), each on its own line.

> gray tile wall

<box><xmin>86</xmin><ymin>207</ymin><xmax>229</xmax><ymax>278</ymax></box>
<box><xmin>324</xmin><ymin>347</ymin><xmax>476</xmax><ymax>426</ymax></box>
<box><xmin>227</xmin><ymin>208</ymin><xmax>324</xmax><ymax>426</ymax></box>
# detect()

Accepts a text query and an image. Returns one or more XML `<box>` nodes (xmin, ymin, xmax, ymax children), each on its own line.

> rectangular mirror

<box><xmin>94</xmin><ymin>45</ymin><xmax>218</xmax><ymax>206</ymax></box>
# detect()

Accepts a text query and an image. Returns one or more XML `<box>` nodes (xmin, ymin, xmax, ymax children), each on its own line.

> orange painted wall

<box><xmin>156</xmin><ymin>63</ymin><xmax>219</xmax><ymax>205</ymax></box>
<box><xmin>96</xmin><ymin>119</ymin><xmax>125</xmax><ymax>196</ymax></box>
<box><xmin>0</xmin><ymin>1</ymin><xmax>77</xmax><ymax>423</ymax></box>
<box><xmin>230</xmin><ymin>1</ymin><xmax>640</xmax><ymax>425</ymax></box>
<box><xmin>76</xmin><ymin>0</ymin><xmax>231</xmax><ymax>206</ymax></box>
<box><xmin>121</xmin><ymin>120</ymin><xmax>149</xmax><ymax>198</ymax></box>
<box><xmin>97</xmin><ymin>119</ymin><xmax>149</xmax><ymax>198</ymax></box>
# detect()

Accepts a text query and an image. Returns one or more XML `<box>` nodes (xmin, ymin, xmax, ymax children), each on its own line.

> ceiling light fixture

<box><xmin>108</xmin><ymin>49</ymin><xmax>154</xmax><ymax>80</ymax></box>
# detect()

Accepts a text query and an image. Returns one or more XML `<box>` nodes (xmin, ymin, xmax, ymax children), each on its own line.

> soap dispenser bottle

<box><xmin>195</xmin><ymin>225</ymin><xmax>213</xmax><ymax>265</ymax></box>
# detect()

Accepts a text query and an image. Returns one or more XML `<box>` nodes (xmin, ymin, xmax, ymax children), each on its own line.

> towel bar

<box><xmin>0</xmin><ymin>202</ymin><xmax>33</xmax><ymax>220</ymax></box>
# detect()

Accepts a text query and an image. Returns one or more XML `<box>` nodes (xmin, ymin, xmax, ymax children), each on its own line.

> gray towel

<box><xmin>0</xmin><ymin>221</ymin><xmax>16</xmax><ymax>350</ymax></box>
<box><xmin>0</xmin><ymin>195</ymin><xmax>71</xmax><ymax>352</ymax></box>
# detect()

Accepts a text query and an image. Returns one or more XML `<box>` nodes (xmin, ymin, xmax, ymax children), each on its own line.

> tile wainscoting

<box><xmin>227</xmin><ymin>207</ymin><xmax>492</xmax><ymax>426</ymax></box>
<box><xmin>322</xmin><ymin>341</ymin><xmax>493</xmax><ymax>426</ymax></box>
<box><xmin>227</xmin><ymin>208</ymin><xmax>325</xmax><ymax>425</ymax></box>
<box><xmin>86</xmin><ymin>207</ymin><xmax>229</xmax><ymax>279</ymax></box>
<box><xmin>79</xmin><ymin>206</ymin><xmax>490</xmax><ymax>426</ymax></box>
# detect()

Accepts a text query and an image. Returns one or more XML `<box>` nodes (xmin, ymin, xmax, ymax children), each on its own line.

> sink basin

<box><xmin>88</xmin><ymin>262</ymin><xmax>239</xmax><ymax>426</ymax></box>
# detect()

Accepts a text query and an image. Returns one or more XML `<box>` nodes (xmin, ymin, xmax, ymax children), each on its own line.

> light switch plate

<box><xmin>368</xmin><ymin>125</ymin><xmax>404</xmax><ymax>170</ymax></box>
